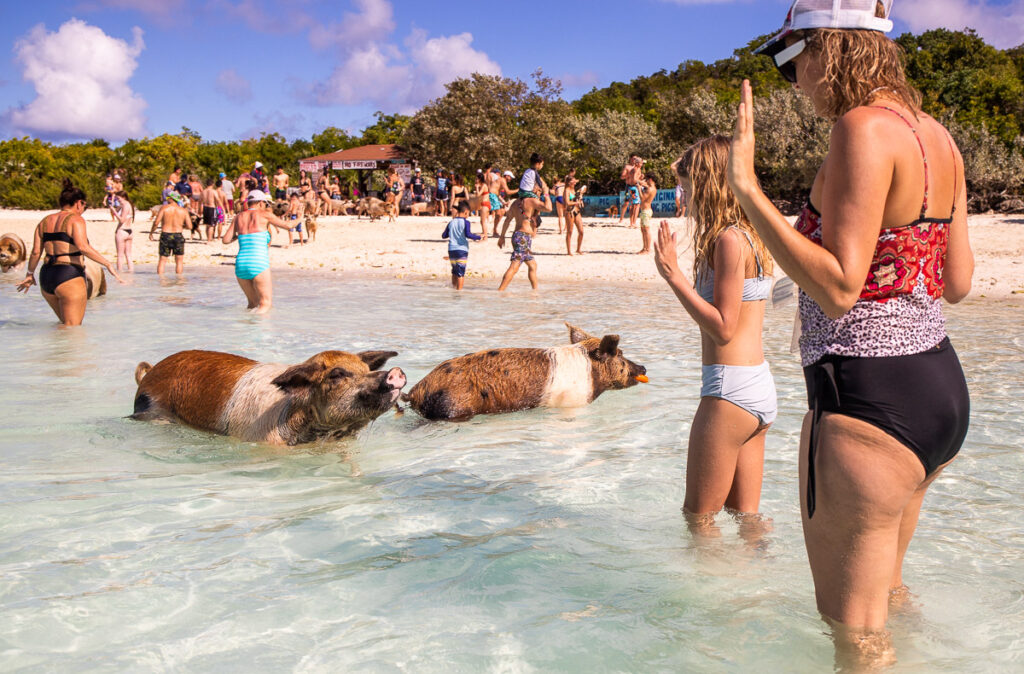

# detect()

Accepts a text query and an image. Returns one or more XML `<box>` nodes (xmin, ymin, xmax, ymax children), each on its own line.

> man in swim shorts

<box><xmin>201</xmin><ymin>179</ymin><xmax>229</xmax><ymax>240</ymax></box>
<box><xmin>273</xmin><ymin>166</ymin><xmax>289</xmax><ymax>201</ymax></box>
<box><xmin>637</xmin><ymin>173</ymin><xmax>656</xmax><ymax>254</ymax></box>
<box><xmin>619</xmin><ymin>154</ymin><xmax>643</xmax><ymax>228</ymax></box>
<box><xmin>151</xmin><ymin>193</ymin><xmax>189</xmax><ymax>275</ymax></box>
<box><xmin>497</xmin><ymin>193</ymin><xmax>541</xmax><ymax>291</ymax></box>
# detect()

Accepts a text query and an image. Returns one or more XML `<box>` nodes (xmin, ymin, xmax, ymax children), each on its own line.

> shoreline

<box><xmin>2</xmin><ymin>209</ymin><xmax>1022</xmax><ymax>299</ymax></box>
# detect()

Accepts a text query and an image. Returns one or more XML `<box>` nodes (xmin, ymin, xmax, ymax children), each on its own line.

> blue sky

<box><xmin>0</xmin><ymin>0</ymin><xmax>1019</xmax><ymax>143</ymax></box>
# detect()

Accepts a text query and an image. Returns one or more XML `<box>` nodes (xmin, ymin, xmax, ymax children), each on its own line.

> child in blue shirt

<box><xmin>442</xmin><ymin>201</ymin><xmax>484</xmax><ymax>290</ymax></box>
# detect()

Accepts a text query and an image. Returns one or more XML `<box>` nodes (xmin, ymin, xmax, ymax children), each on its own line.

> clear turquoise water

<box><xmin>0</xmin><ymin>267</ymin><xmax>1021</xmax><ymax>672</ymax></box>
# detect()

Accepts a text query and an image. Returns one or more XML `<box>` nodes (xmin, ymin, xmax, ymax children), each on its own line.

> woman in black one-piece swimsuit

<box><xmin>16</xmin><ymin>179</ymin><xmax>123</xmax><ymax>326</ymax></box>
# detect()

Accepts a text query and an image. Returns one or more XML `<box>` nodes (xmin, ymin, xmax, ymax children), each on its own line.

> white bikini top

<box><xmin>696</xmin><ymin>227</ymin><xmax>772</xmax><ymax>303</ymax></box>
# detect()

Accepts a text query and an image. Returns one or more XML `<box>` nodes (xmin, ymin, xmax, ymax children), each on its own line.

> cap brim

<box><xmin>754</xmin><ymin>28</ymin><xmax>793</xmax><ymax>58</ymax></box>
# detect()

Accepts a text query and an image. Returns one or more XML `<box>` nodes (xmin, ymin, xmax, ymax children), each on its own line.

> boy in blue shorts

<box><xmin>442</xmin><ymin>201</ymin><xmax>483</xmax><ymax>290</ymax></box>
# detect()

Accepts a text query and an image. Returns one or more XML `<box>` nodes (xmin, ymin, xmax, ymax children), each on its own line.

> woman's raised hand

<box><xmin>727</xmin><ymin>80</ymin><xmax>758</xmax><ymax>196</ymax></box>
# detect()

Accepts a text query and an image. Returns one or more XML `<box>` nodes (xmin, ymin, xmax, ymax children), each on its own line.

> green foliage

<box><xmin>1</xmin><ymin>29</ymin><xmax>1020</xmax><ymax>212</ymax></box>
<box><xmin>402</xmin><ymin>71</ymin><xmax>572</xmax><ymax>181</ymax></box>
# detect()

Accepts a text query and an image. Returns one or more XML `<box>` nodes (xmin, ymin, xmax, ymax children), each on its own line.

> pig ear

<box><xmin>566</xmin><ymin>323</ymin><xmax>592</xmax><ymax>344</ymax></box>
<box><xmin>272</xmin><ymin>363</ymin><xmax>322</xmax><ymax>392</ymax></box>
<box><xmin>598</xmin><ymin>335</ymin><xmax>620</xmax><ymax>356</ymax></box>
<box><xmin>358</xmin><ymin>350</ymin><xmax>398</xmax><ymax>370</ymax></box>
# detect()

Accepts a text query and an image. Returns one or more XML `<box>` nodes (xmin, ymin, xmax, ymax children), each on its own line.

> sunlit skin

<box><xmin>726</xmin><ymin>31</ymin><xmax>974</xmax><ymax>661</ymax></box>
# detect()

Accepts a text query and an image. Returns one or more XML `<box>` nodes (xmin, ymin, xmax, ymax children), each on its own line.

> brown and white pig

<box><xmin>132</xmin><ymin>349</ymin><xmax>406</xmax><ymax>445</ymax></box>
<box><xmin>406</xmin><ymin>323</ymin><xmax>648</xmax><ymax>421</ymax></box>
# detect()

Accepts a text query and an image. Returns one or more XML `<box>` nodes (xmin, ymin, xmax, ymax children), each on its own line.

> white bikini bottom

<box><xmin>700</xmin><ymin>361</ymin><xmax>777</xmax><ymax>426</ymax></box>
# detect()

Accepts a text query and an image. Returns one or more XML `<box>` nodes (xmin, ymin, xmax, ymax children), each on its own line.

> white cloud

<box><xmin>309</xmin><ymin>0</ymin><xmax>395</xmax><ymax>51</ymax></box>
<box><xmin>215</xmin><ymin>68</ymin><xmax>253</xmax><ymax>103</ymax></box>
<box><xmin>310</xmin><ymin>2</ymin><xmax>501</xmax><ymax>112</ymax></box>
<box><xmin>895</xmin><ymin>0</ymin><xmax>1024</xmax><ymax>48</ymax></box>
<box><xmin>405</xmin><ymin>30</ymin><xmax>502</xmax><ymax>104</ymax></box>
<box><xmin>6</xmin><ymin>19</ymin><xmax>147</xmax><ymax>140</ymax></box>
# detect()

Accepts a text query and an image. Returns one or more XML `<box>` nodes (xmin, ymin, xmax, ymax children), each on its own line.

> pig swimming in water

<box><xmin>406</xmin><ymin>323</ymin><xmax>648</xmax><ymax>421</ymax></box>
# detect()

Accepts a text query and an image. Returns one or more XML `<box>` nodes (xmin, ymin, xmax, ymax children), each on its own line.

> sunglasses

<box><xmin>774</xmin><ymin>38</ymin><xmax>806</xmax><ymax>84</ymax></box>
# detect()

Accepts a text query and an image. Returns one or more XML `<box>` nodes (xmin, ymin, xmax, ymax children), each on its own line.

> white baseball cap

<box><xmin>246</xmin><ymin>189</ymin><xmax>271</xmax><ymax>202</ymax></box>
<box><xmin>756</xmin><ymin>0</ymin><xmax>893</xmax><ymax>61</ymax></box>
<box><xmin>503</xmin><ymin>171</ymin><xmax>514</xmax><ymax>178</ymax></box>
<box><xmin>254</xmin><ymin>161</ymin><xmax>263</xmax><ymax>168</ymax></box>
<box><xmin>113</xmin><ymin>174</ymin><xmax>121</xmax><ymax>180</ymax></box>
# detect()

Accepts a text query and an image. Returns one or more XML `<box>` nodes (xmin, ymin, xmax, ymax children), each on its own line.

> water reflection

<box><xmin>0</xmin><ymin>269</ymin><xmax>1020</xmax><ymax>671</ymax></box>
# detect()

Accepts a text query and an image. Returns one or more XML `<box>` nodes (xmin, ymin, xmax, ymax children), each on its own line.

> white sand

<box><xmin>1</xmin><ymin>209</ymin><xmax>1022</xmax><ymax>298</ymax></box>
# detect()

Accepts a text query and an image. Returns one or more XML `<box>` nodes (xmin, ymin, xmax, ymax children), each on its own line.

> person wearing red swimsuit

<box><xmin>726</xmin><ymin>0</ymin><xmax>973</xmax><ymax>667</ymax></box>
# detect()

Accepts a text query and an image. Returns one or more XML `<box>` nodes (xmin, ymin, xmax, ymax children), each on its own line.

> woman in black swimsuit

<box><xmin>16</xmin><ymin>179</ymin><xmax>124</xmax><ymax>326</ymax></box>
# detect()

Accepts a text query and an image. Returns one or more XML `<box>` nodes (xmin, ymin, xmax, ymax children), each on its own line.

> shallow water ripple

<box><xmin>0</xmin><ymin>270</ymin><xmax>1021</xmax><ymax>671</ymax></box>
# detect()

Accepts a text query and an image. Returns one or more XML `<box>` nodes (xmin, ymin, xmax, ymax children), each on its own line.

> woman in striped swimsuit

<box><xmin>221</xmin><ymin>189</ymin><xmax>293</xmax><ymax>314</ymax></box>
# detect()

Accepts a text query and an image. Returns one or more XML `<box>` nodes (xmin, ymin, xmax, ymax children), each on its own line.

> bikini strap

<box><xmin>872</xmin><ymin>106</ymin><xmax>929</xmax><ymax>220</ymax></box>
<box><xmin>943</xmin><ymin>129</ymin><xmax>959</xmax><ymax>216</ymax></box>
<box><xmin>728</xmin><ymin>226</ymin><xmax>764</xmax><ymax>278</ymax></box>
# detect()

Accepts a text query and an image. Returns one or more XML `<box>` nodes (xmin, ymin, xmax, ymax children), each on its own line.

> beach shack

<box><xmin>298</xmin><ymin>144</ymin><xmax>413</xmax><ymax>200</ymax></box>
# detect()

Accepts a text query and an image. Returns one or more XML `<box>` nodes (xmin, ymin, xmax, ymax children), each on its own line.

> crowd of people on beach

<box><xmin>7</xmin><ymin>1</ymin><xmax>977</xmax><ymax>668</ymax></box>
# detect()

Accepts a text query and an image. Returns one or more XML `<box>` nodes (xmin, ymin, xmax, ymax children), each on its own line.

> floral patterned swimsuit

<box><xmin>797</xmin><ymin>106</ymin><xmax>970</xmax><ymax>518</ymax></box>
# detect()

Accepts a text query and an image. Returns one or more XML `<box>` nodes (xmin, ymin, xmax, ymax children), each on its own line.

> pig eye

<box><xmin>328</xmin><ymin>368</ymin><xmax>351</xmax><ymax>380</ymax></box>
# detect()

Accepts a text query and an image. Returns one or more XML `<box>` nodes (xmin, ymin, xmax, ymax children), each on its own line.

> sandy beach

<box><xmin>2</xmin><ymin>208</ymin><xmax>1022</xmax><ymax>298</ymax></box>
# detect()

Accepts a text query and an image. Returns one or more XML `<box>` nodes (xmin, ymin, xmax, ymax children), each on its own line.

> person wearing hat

<box><xmin>219</xmin><ymin>172</ymin><xmax>235</xmax><ymax>214</ymax></box>
<box><xmin>726</xmin><ymin>0</ymin><xmax>972</xmax><ymax>659</ymax></box>
<box><xmin>251</xmin><ymin>161</ymin><xmax>267</xmax><ymax>192</ymax></box>
<box><xmin>434</xmin><ymin>169</ymin><xmax>450</xmax><ymax>217</ymax></box>
<box><xmin>151</xmin><ymin>190</ymin><xmax>191</xmax><ymax>275</ymax></box>
<box><xmin>409</xmin><ymin>167</ymin><xmax>425</xmax><ymax>205</ymax></box>
<box><xmin>221</xmin><ymin>189</ymin><xmax>294</xmax><ymax>313</ymax></box>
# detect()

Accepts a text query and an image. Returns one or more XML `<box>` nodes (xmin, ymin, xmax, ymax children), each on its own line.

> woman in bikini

<box><xmin>654</xmin><ymin>136</ymin><xmax>775</xmax><ymax>544</ymax></box>
<box><xmin>112</xmin><ymin>190</ymin><xmax>135</xmax><ymax>273</ymax></box>
<box><xmin>474</xmin><ymin>172</ymin><xmax>491</xmax><ymax>235</ymax></box>
<box><xmin>221</xmin><ymin>189</ymin><xmax>294</xmax><ymax>314</ymax></box>
<box><xmin>563</xmin><ymin>176</ymin><xmax>587</xmax><ymax>256</ymax></box>
<box><xmin>729</xmin><ymin>1</ymin><xmax>972</xmax><ymax>665</ymax></box>
<box><xmin>449</xmin><ymin>174</ymin><xmax>468</xmax><ymax>213</ymax></box>
<box><xmin>299</xmin><ymin>170</ymin><xmax>315</xmax><ymax>215</ymax></box>
<box><xmin>16</xmin><ymin>179</ymin><xmax>124</xmax><ymax>326</ymax></box>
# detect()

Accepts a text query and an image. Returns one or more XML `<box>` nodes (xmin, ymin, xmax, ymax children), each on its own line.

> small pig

<box><xmin>0</xmin><ymin>233</ymin><xmax>26</xmax><ymax>272</ymax></box>
<box><xmin>132</xmin><ymin>349</ymin><xmax>406</xmax><ymax>445</ymax></box>
<box><xmin>406</xmin><ymin>323</ymin><xmax>648</xmax><ymax>421</ymax></box>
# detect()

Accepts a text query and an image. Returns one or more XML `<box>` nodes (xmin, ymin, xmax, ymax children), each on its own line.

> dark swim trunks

<box><xmin>275</xmin><ymin>189</ymin><xmax>287</xmax><ymax>200</ymax></box>
<box><xmin>202</xmin><ymin>206</ymin><xmax>217</xmax><ymax>226</ymax></box>
<box><xmin>159</xmin><ymin>232</ymin><xmax>185</xmax><ymax>257</ymax></box>
<box><xmin>510</xmin><ymin>231</ymin><xmax>534</xmax><ymax>262</ymax></box>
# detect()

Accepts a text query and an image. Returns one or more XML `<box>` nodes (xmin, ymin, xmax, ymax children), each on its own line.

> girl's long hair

<box><xmin>675</xmin><ymin>135</ymin><xmax>773</xmax><ymax>280</ymax></box>
<box><xmin>114</xmin><ymin>190</ymin><xmax>135</xmax><ymax>220</ymax></box>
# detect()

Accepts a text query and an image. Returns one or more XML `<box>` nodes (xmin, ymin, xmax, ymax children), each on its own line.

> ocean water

<box><xmin>0</xmin><ymin>266</ymin><xmax>1021</xmax><ymax>672</ymax></box>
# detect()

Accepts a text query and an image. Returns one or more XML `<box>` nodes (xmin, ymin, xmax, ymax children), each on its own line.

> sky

<box><xmin>0</xmin><ymin>0</ymin><xmax>1021</xmax><ymax>144</ymax></box>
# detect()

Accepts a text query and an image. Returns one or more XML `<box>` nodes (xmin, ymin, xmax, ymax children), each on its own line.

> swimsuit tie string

<box><xmin>807</xmin><ymin>360</ymin><xmax>839</xmax><ymax>520</ymax></box>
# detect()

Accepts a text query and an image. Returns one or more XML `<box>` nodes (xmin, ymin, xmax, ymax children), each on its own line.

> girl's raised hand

<box><xmin>653</xmin><ymin>221</ymin><xmax>683</xmax><ymax>282</ymax></box>
<box><xmin>727</xmin><ymin>79</ymin><xmax>758</xmax><ymax>196</ymax></box>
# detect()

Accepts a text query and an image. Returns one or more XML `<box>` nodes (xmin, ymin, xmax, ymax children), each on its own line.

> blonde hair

<box><xmin>803</xmin><ymin>2</ymin><xmax>921</xmax><ymax>118</ymax></box>
<box><xmin>675</xmin><ymin>135</ymin><xmax>773</xmax><ymax>280</ymax></box>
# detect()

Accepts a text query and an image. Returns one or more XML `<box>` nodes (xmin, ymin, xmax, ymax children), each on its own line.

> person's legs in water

<box><xmin>497</xmin><ymin>260</ymin><xmax>521</xmax><ymax>291</ymax></box>
<box><xmin>236</xmin><ymin>277</ymin><xmax>260</xmax><ymax>310</ymax></box>
<box><xmin>799</xmin><ymin>411</ymin><xmax>936</xmax><ymax>670</ymax></box>
<box><xmin>174</xmin><ymin>254</ymin><xmax>184</xmax><ymax>275</ymax></box>
<box><xmin>45</xmin><ymin>276</ymin><xmax>88</xmax><ymax>326</ymax></box>
<box><xmin>250</xmin><ymin>270</ymin><xmax>273</xmax><ymax>314</ymax></box>
<box><xmin>123</xmin><ymin>233</ymin><xmax>134</xmax><ymax>272</ymax></box>
<box><xmin>525</xmin><ymin>259</ymin><xmax>538</xmax><ymax>289</ymax></box>
<box><xmin>683</xmin><ymin>397</ymin><xmax>767</xmax><ymax>540</ymax></box>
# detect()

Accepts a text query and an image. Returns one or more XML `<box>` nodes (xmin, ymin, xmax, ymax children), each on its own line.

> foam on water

<box><xmin>0</xmin><ymin>267</ymin><xmax>1021</xmax><ymax>671</ymax></box>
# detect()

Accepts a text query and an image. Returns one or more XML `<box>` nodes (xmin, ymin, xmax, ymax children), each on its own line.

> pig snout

<box><xmin>386</xmin><ymin>367</ymin><xmax>406</xmax><ymax>391</ymax></box>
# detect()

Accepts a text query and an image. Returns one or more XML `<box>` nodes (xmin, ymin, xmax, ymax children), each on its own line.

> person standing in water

<box><xmin>730</xmin><ymin>1</ymin><xmax>972</xmax><ymax>666</ymax></box>
<box><xmin>16</xmin><ymin>179</ymin><xmax>124</xmax><ymax>325</ymax></box>
<box><xmin>112</xmin><ymin>190</ymin><xmax>135</xmax><ymax>272</ymax></box>
<box><xmin>221</xmin><ymin>189</ymin><xmax>293</xmax><ymax>314</ymax></box>
<box><xmin>653</xmin><ymin>136</ymin><xmax>775</xmax><ymax>544</ymax></box>
<box><xmin>151</xmin><ymin>192</ymin><xmax>190</xmax><ymax>275</ymax></box>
